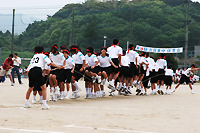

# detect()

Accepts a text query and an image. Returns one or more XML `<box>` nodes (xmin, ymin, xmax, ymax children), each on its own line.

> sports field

<box><xmin>0</xmin><ymin>78</ymin><xmax>200</xmax><ymax>133</ymax></box>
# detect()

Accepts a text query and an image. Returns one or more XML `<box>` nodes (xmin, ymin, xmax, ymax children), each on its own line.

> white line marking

<box><xmin>0</xmin><ymin>127</ymin><xmax>65</xmax><ymax>133</ymax></box>
<box><xmin>19</xmin><ymin>107</ymin><xmax>27</xmax><ymax>110</ymax></box>
<box><xmin>64</xmin><ymin>125</ymin><xmax>156</xmax><ymax>133</ymax></box>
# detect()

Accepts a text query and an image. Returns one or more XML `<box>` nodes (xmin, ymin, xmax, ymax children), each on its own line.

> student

<box><xmin>48</xmin><ymin>44</ymin><xmax>65</xmax><ymax>101</ymax></box>
<box><xmin>0</xmin><ymin>54</ymin><xmax>14</xmax><ymax>86</ymax></box>
<box><xmin>70</xmin><ymin>45</ymin><xmax>86</xmax><ymax>99</ymax></box>
<box><xmin>60</xmin><ymin>49</ymin><xmax>75</xmax><ymax>99</ymax></box>
<box><xmin>107</xmin><ymin>39</ymin><xmax>122</xmax><ymax>92</ymax></box>
<box><xmin>24</xmin><ymin>46</ymin><xmax>60</xmax><ymax>110</ymax></box>
<box><xmin>156</xmin><ymin>54</ymin><xmax>167</xmax><ymax>95</ymax></box>
<box><xmin>12</xmin><ymin>53</ymin><xmax>23</xmax><ymax>84</ymax></box>
<box><xmin>172</xmin><ymin>64</ymin><xmax>200</xmax><ymax>94</ymax></box>
<box><xmin>164</xmin><ymin>64</ymin><xmax>174</xmax><ymax>95</ymax></box>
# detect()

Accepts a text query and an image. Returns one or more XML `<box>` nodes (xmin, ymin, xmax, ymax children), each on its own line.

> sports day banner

<box><xmin>135</xmin><ymin>45</ymin><xmax>183</xmax><ymax>53</ymax></box>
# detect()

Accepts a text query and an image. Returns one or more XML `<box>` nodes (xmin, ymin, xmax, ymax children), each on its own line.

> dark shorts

<box><xmin>134</xmin><ymin>64</ymin><xmax>139</xmax><ymax>76</ymax></box>
<box><xmin>119</xmin><ymin>66</ymin><xmax>130</xmax><ymax>78</ymax></box>
<box><xmin>165</xmin><ymin>76</ymin><xmax>172</xmax><ymax>86</ymax></box>
<box><xmin>111</xmin><ymin>58</ymin><xmax>119</xmax><ymax>73</ymax></box>
<box><xmin>179</xmin><ymin>74</ymin><xmax>190</xmax><ymax>84</ymax></box>
<box><xmin>142</xmin><ymin>75</ymin><xmax>149</xmax><ymax>88</ymax></box>
<box><xmin>84</xmin><ymin>67</ymin><xmax>92</xmax><ymax>82</ymax></box>
<box><xmin>100</xmin><ymin>66</ymin><xmax>112</xmax><ymax>77</ymax></box>
<box><xmin>150</xmin><ymin>69</ymin><xmax>157</xmax><ymax>83</ymax></box>
<box><xmin>140</xmin><ymin>66</ymin><xmax>146</xmax><ymax>74</ymax></box>
<box><xmin>33</xmin><ymin>82</ymin><xmax>42</xmax><ymax>92</ymax></box>
<box><xmin>91</xmin><ymin>66</ymin><xmax>101</xmax><ymax>74</ymax></box>
<box><xmin>50</xmin><ymin>68</ymin><xmax>62</xmax><ymax>83</ymax></box>
<box><xmin>128</xmin><ymin>62</ymin><xmax>135</xmax><ymax>78</ymax></box>
<box><xmin>60</xmin><ymin>69</ymin><xmax>72</xmax><ymax>83</ymax></box>
<box><xmin>72</xmin><ymin>64</ymin><xmax>85</xmax><ymax>81</ymax></box>
<box><xmin>158</xmin><ymin>69</ymin><xmax>165</xmax><ymax>81</ymax></box>
<box><xmin>28</xmin><ymin>67</ymin><xmax>45</xmax><ymax>87</ymax></box>
<box><xmin>44</xmin><ymin>75</ymin><xmax>49</xmax><ymax>87</ymax></box>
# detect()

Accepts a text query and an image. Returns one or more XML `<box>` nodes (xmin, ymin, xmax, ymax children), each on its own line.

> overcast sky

<box><xmin>0</xmin><ymin>0</ymin><xmax>199</xmax><ymax>20</ymax></box>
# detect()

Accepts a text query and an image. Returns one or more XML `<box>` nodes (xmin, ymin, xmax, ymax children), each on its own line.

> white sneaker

<box><xmin>191</xmin><ymin>90</ymin><xmax>194</xmax><ymax>94</ymax></box>
<box><xmin>53</xmin><ymin>97</ymin><xmax>57</xmax><ymax>102</ymax></box>
<box><xmin>172</xmin><ymin>89</ymin><xmax>176</xmax><ymax>93</ymax></box>
<box><xmin>49</xmin><ymin>96</ymin><xmax>53</xmax><ymax>101</ymax></box>
<box><xmin>102</xmin><ymin>92</ymin><xmax>106</xmax><ymax>97</ymax></box>
<box><xmin>38</xmin><ymin>99</ymin><xmax>42</xmax><ymax>104</ymax></box>
<box><xmin>101</xmin><ymin>79</ymin><xmax>105</xmax><ymax>85</ymax></box>
<box><xmin>74</xmin><ymin>87</ymin><xmax>82</xmax><ymax>93</ymax></box>
<box><xmin>85</xmin><ymin>94</ymin><xmax>88</xmax><ymax>99</ymax></box>
<box><xmin>150</xmin><ymin>92</ymin><xmax>154</xmax><ymax>95</ymax></box>
<box><xmin>153</xmin><ymin>92</ymin><xmax>157</xmax><ymax>95</ymax></box>
<box><xmin>24</xmin><ymin>103</ymin><xmax>31</xmax><ymax>108</ymax></box>
<box><xmin>164</xmin><ymin>92</ymin><xmax>168</xmax><ymax>95</ymax></box>
<box><xmin>76</xmin><ymin>93</ymin><xmax>81</xmax><ymax>98</ymax></box>
<box><xmin>42</xmin><ymin>104</ymin><xmax>50</xmax><ymax>110</ymax></box>
<box><xmin>32</xmin><ymin>99</ymin><xmax>36</xmax><ymax>104</ymax></box>
<box><xmin>50</xmin><ymin>90</ymin><xmax>54</xmax><ymax>96</ymax></box>
<box><xmin>168</xmin><ymin>92</ymin><xmax>172</xmax><ymax>95</ymax></box>
<box><xmin>70</xmin><ymin>94</ymin><xmax>77</xmax><ymax>99</ymax></box>
<box><xmin>65</xmin><ymin>93</ymin><xmax>70</xmax><ymax>99</ymax></box>
<box><xmin>144</xmin><ymin>92</ymin><xmax>147</xmax><ymax>96</ymax></box>
<box><xmin>97</xmin><ymin>76</ymin><xmax>101</xmax><ymax>84</ymax></box>
<box><xmin>54</xmin><ymin>87</ymin><xmax>60</xmax><ymax>95</ymax></box>
<box><xmin>60</xmin><ymin>94</ymin><xmax>64</xmax><ymax>100</ymax></box>
<box><xmin>87</xmin><ymin>94</ymin><xmax>93</xmax><ymax>99</ymax></box>
<box><xmin>11</xmin><ymin>82</ymin><xmax>14</xmax><ymax>86</ymax></box>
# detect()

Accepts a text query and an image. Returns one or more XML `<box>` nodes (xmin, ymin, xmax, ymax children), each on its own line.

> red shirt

<box><xmin>3</xmin><ymin>58</ymin><xmax>14</xmax><ymax>71</ymax></box>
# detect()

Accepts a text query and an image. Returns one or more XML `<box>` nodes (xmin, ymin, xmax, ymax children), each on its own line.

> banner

<box><xmin>135</xmin><ymin>45</ymin><xmax>183</xmax><ymax>53</ymax></box>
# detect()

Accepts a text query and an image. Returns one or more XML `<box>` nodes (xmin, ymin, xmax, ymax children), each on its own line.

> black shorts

<box><xmin>111</xmin><ymin>58</ymin><xmax>119</xmax><ymax>73</ymax></box>
<box><xmin>179</xmin><ymin>74</ymin><xmax>190</xmax><ymax>84</ymax></box>
<box><xmin>91</xmin><ymin>66</ymin><xmax>101</xmax><ymax>74</ymax></box>
<box><xmin>28</xmin><ymin>67</ymin><xmax>45</xmax><ymax>87</ymax></box>
<box><xmin>72</xmin><ymin>64</ymin><xmax>85</xmax><ymax>81</ymax></box>
<box><xmin>44</xmin><ymin>75</ymin><xmax>49</xmax><ymax>87</ymax></box>
<box><xmin>158</xmin><ymin>69</ymin><xmax>165</xmax><ymax>81</ymax></box>
<box><xmin>60</xmin><ymin>69</ymin><xmax>72</xmax><ymax>83</ymax></box>
<box><xmin>140</xmin><ymin>66</ymin><xmax>146</xmax><ymax>74</ymax></box>
<box><xmin>165</xmin><ymin>76</ymin><xmax>172</xmax><ymax>86</ymax></box>
<box><xmin>100</xmin><ymin>66</ymin><xmax>112</xmax><ymax>77</ymax></box>
<box><xmin>128</xmin><ymin>62</ymin><xmax>135</xmax><ymax>77</ymax></box>
<box><xmin>134</xmin><ymin>64</ymin><xmax>139</xmax><ymax>76</ymax></box>
<box><xmin>119</xmin><ymin>66</ymin><xmax>130</xmax><ymax>78</ymax></box>
<box><xmin>150</xmin><ymin>69</ymin><xmax>157</xmax><ymax>83</ymax></box>
<box><xmin>33</xmin><ymin>82</ymin><xmax>42</xmax><ymax>92</ymax></box>
<box><xmin>142</xmin><ymin>75</ymin><xmax>149</xmax><ymax>88</ymax></box>
<box><xmin>50</xmin><ymin>68</ymin><xmax>62</xmax><ymax>83</ymax></box>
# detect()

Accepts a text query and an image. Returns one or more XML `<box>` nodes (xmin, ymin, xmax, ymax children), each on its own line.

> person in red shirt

<box><xmin>0</xmin><ymin>54</ymin><xmax>14</xmax><ymax>86</ymax></box>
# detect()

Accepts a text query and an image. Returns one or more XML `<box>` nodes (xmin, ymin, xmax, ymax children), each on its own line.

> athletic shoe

<box><xmin>144</xmin><ymin>92</ymin><xmax>147</xmax><ymax>96</ymax></box>
<box><xmin>116</xmin><ymin>86</ymin><xmax>121</xmax><ymax>91</ymax></box>
<box><xmin>153</xmin><ymin>92</ymin><xmax>157</xmax><ymax>95</ymax></box>
<box><xmin>53</xmin><ymin>97</ymin><xmax>57</xmax><ymax>102</ymax></box>
<box><xmin>54</xmin><ymin>88</ymin><xmax>59</xmax><ymax>95</ymax></box>
<box><xmin>85</xmin><ymin>94</ymin><xmax>88</xmax><ymax>99</ymax></box>
<box><xmin>102</xmin><ymin>92</ymin><xmax>106</xmax><ymax>97</ymax></box>
<box><xmin>109</xmin><ymin>92</ymin><xmax>115</xmax><ymax>96</ymax></box>
<box><xmin>168</xmin><ymin>92</ymin><xmax>172</xmax><ymax>95</ymax></box>
<box><xmin>19</xmin><ymin>82</ymin><xmax>23</xmax><ymax>84</ymax></box>
<box><xmin>118</xmin><ymin>91</ymin><xmax>122</xmax><ymax>95</ymax></box>
<box><xmin>11</xmin><ymin>82</ymin><xmax>14</xmax><ymax>86</ymax></box>
<box><xmin>157</xmin><ymin>90</ymin><xmax>161</xmax><ymax>94</ymax></box>
<box><xmin>172</xmin><ymin>89</ymin><xmax>176</xmax><ymax>93</ymax></box>
<box><xmin>150</xmin><ymin>92</ymin><xmax>154</xmax><ymax>95</ymax></box>
<box><xmin>60</xmin><ymin>95</ymin><xmax>64</xmax><ymax>100</ymax></box>
<box><xmin>164</xmin><ymin>92</ymin><xmax>168</xmax><ymax>95</ymax></box>
<box><xmin>136</xmin><ymin>88</ymin><xmax>141</xmax><ymax>93</ymax></box>
<box><xmin>32</xmin><ymin>99</ymin><xmax>36</xmax><ymax>104</ymax></box>
<box><xmin>74</xmin><ymin>87</ymin><xmax>82</xmax><ymax>93</ymax></box>
<box><xmin>87</xmin><ymin>94</ymin><xmax>93</xmax><ymax>99</ymax></box>
<box><xmin>92</xmin><ymin>76</ymin><xmax>96</xmax><ymax>83</ymax></box>
<box><xmin>191</xmin><ymin>90</ymin><xmax>194</xmax><ymax>94</ymax></box>
<box><xmin>127</xmin><ymin>89</ymin><xmax>132</xmax><ymax>94</ymax></box>
<box><xmin>65</xmin><ymin>93</ymin><xmax>70</xmax><ymax>99</ymax></box>
<box><xmin>136</xmin><ymin>92</ymin><xmax>140</xmax><ymax>95</ymax></box>
<box><xmin>50</xmin><ymin>90</ymin><xmax>54</xmax><ymax>96</ymax></box>
<box><xmin>97</xmin><ymin>76</ymin><xmax>101</xmax><ymax>84</ymax></box>
<box><xmin>139</xmin><ymin>92</ymin><xmax>144</xmax><ymax>95</ymax></box>
<box><xmin>160</xmin><ymin>90</ymin><xmax>164</xmax><ymax>95</ymax></box>
<box><xmin>76</xmin><ymin>93</ymin><xmax>81</xmax><ymax>98</ymax></box>
<box><xmin>42</xmin><ymin>104</ymin><xmax>50</xmax><ymax>110</ymax></box>
<box><xmin>38</xmin><ymin>99</ymin><xmax>42</xmax><ymax>104</ymax></box>
<box><xmin>70</xmin><ymin>94</ymin><xmax>77</xmax><ymax>99</ymax></box>
<box><xmin>92</xmin><ymin>94</ymin><xmax>97</xmax><ymax>98</ymax></box>
<box><xmin>108</xmin><ymin>83</ymin><xmax>115</xmax><ymax>89</ymax></box>
<box><xmin>49</xmin><ymin>96</ymin><xmax>53</xmax><ymax>101</ymax></box>
<box><xmin>24</xmin><ymin>103</ymin><xmax>31</xmax><ymax>108</ymax></box>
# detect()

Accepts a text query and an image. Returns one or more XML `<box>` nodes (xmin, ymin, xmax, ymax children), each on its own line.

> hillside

<box><xmin>0</xmin><ymin>0</ymin><xmax>200</xmax><ymax>59</ymax></box>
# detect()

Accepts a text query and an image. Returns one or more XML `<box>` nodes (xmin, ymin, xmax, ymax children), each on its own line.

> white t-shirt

<box><xmin>184</xmin><ymin>68</ymin><xmax>193</xmax><ymax>77</ymax></box>
<box><xmin>176</xmin><ymin>69</ymin><xmax>181</xmax><ymax>76</ymax></box>
<box><xmin>126</xmin><ymin>50</ymin><xmax>139</xmax><ymax>65</ymax></box>
<box><xmin>12</xmin><ymin>57</ymin><xmax>21</xmax><ymax>66</ymax></box>
<box><xmin>29</xmin><ymin>54</ymin><xmax>51</xmax><ymax>70</ymax></box>
<box><xmin>72</xmin><ymin>52</ymin><xmax>86</xmax><ymax>64</ymax></box>
<box><xmin>107</xmin><ymin>45</ymin><xmax>122</xmax><ymax>59</ymax></box>
<box><xmin>137</xmin><ymin>56</ymin><xmax>141</xmax><ymax>65</ymax></box>
<box><xmin>44</xmin><ymin>63</ymin><xmax>51</xmax><ymax>70</ymax></box>
<box><xmin>85</xmin><ymin>54</ymin><xmax>98</xmax><ymax>67</ymax></box>
<box><xmin>49</xmin><ymin>52</ymin><xmax>65</xmax><ymax>66</ymax></box>
<box><xmin>156</xmin><ymin>59</ymin><xmax>167</xmax><ymax>69</ymax></box>
<box><xmin>64</xmin><ymin>56</ymin><xmax>75</xmax><ymax>69</ymax></box>
<box><xmin>98</xmin><ymin>55</ymin><xmax>112</xmax><ymax>68</ymax></box>
<box><xmin>146</xmin><ymin>57</ymin><xmax>156</xmax><ymax>71</ymax></box>
<box><xmin>140</xmin><ymin>57</ymin><xmax>148</xmax><ymax>70</ymax></box>
<box><xmin>121</xmin><ymin>55</ymin><xmax>130</xmax><ymax>67</ymax></box>
<box><xmin>165</xmin><ymin>69</ymin><xmax>173</xmax><ymax>76</ymax></box>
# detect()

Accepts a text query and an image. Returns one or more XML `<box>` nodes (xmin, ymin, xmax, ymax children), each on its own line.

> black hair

<box><xmin>86</xmin><ymin>46</ymin><xmax>94</xmax><ymax>54</ymax></box>
<box><xmin>51</xmin><ymin>44</ymin><xmax>59</xmax><ymax>54</ymax></box>
<box><xmin>146</xmin><ymin>52</ymin><xmax>149</xmax><ymax>57</ymax></box>
<box><xmin>141</xmin><ymin>52</ymin><xmax>146</xmax><ymax>56</ymax></box>
<box><xmin>150</xmin><ymin>56</ymin><xmax>154</xmax><ymax>59</ymax></box>
<box><xmin>60</xmin><ymin>46</ymin><xmax>66</xmax><ymax>50</ymax></box>
<box><xmin>9</xmin><ymin>54</ymin><xmax>13</xmax><ymax>58</ymax></box>
<box><xmin>168</xmin><ymin>64</ymin><xmax>173</xmax><ymax>69</ymax></box>
<box><xmin>34</xmin><ymin>46</ymin><xmax>44</xmax><ymax>53</ymax></box>
<box><xmin>123</xmin><ymin>50</ymin><xmax>126</xmax><ymax>55</ymax></box>
<box><xmin>128</xmin><ymin>44</ymin><xmax>134</xmax><ymax>49</ymax></box>
<box><xmin>70</xmin><ymin>45</ymin><xmax>78</xmax><ymax>53</ymax></box>
<box><xmin>191</xmin><ymin>64</ymin><xmax>195</xmax><ymax>68</ymax></box>
<box><xmin>178</xmin><ymin>68</ymin><xmax>180</xmax><ymax>70</ymax></box>
<box><xmin>113</xmin><ymin>39</ymin><xmax>119</xmax><ymax>44</ymax></box>
<box><xmin>100</xmin><ymin>47</ymin><xmax>109</xmax><ymax>57</ymax></box>
<box><xmin>14</xmin><ymin>53</ymin><xmax>18</xmax><ymax>56</ymax></box>
<box><xmin>160</xmin><ymin>53</ymin><xmax>165</xmax><ymax>58</ymax></box>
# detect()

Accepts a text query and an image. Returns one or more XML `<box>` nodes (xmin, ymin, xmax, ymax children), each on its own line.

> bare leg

<box><xmin>26</xmin><ymin>87</ymin><xmax>34</xmax><ymax>100</ymax></box>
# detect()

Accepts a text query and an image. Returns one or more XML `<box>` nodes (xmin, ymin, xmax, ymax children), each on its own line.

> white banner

<box><xmin>135</xmin><ymin>45</ymin><xmax>183</xmax><ymax>53</ymax></box>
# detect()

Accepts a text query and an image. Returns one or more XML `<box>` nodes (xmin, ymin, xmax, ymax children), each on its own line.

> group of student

<box><xmin>22</xmin><ymin>39</ymin><xmax>200</xmax><ymax>110</ymax></box>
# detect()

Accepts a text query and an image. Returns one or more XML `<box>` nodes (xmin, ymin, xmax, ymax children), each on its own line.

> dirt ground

<box><xmin>0</xmin><ymin>78</ymin><xmax>200</xmax><ymax>133</ymax></box>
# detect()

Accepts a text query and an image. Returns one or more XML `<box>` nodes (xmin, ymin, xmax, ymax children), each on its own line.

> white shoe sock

<box><xmin>40</xmin><ymin>96</ymin><xmax>43</xmax><ymax>100</ymax></box>
<box><xmin>73</xmin><ymin>81</ymin><xmax>81</xmax><ymax>89</ymax></box>
<box><xmin>42</xmin><ymin>100</ymin><xmax>47</xmax><ymax>105</ymax></box>
<box><xmin>157</xmin><ymin>85</ymin><xmax>160</xmax><ymax>90</ymax></box>
<box><xmin>160</xmin><ymin>85</ymin><xmax>164</xmax><ymax>91</ymax></box>
<box><xmin>51</xmin><ymin>87</ymin><xmax>54</xmax><ymax>91</ymax></box>
<box><xmin>25</xmin><ymin>99</ymin><xmax>29</xmax><ymax>104</ymax></box>
<box><xmin>33</xmin><ymin>95</ymin><xmax>36</xmax><ymax>100</ymax></box>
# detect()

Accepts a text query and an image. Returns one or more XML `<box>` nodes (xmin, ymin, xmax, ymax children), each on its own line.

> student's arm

<box><xmin>110</xmin><ymin>62</ymin><xmax>118</xmax><ymax>68</ymax></box>
<box><xmin>80</xmin><ymin>60</ymin><xmax>86</xmax><ymax>72</ymax></box>
<box><xmin>49</xmin><ymin>62</ymin><xmax>61</xmax><ymax>69</ymax></box>
<box><xmin>118</xmin><ymin>54</ymin><xmax>122</xmax><ymax>66</ymax></box>
<box><xmin>190</xmin><ymin>68</ymin><xmax>200</xmax><ymax>71</ymax></box>
<box><xmin>91</xmin><ymin>61</ymin><xmax>99</xmax><ymax>69</ymax></box>
<box><xmin>71</xmin><ymin>65</ymin><xmax>75</xmax><ymax>73</ymax></box>
<box><xmin>135</xmin><ymin>57</ymin><xmax>138</xmax><ymax>68</ymax></box>
<box><xmin>62</xmin><ymin>60</ymin><xmax>66</xmax><ymax>69</ymax></box>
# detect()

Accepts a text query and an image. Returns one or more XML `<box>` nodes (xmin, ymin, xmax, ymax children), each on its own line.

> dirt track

<box><xmin>0</xmin><ymin>78</ymin><xmax>200</xmax><ymax>133</ymax></box>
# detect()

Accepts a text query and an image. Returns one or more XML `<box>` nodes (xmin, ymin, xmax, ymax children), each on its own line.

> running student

<box><xmin>107</xmin><ymin>39</ymin><xmax>122</xmax><ymax>92</ymax></box>
<box><xmin>172</xmin><ymin>64</ymin><xmax>200</xmax><ymax>94</ymax></box>
<box><xmin>60</xmin><ymin>49</ymin><xmax>75</xmax><ymax>99</ymax></box>
<box><xmin>48</xmin><ymin>44</ymin><xmax>65</xmax><ymax>102</ymax></box>
<box><xmin>0</xmin><ymin>54</ymin><xmax>14</xmax><ymax>86</ymax></box>
<box><xmin>70</xmin><ymin>45</ymin><xmax>86</xmax><ymax>99</ymax></box>
<box><xmin>156</xmin><ymin>54</ymin><xmax>167</xmax><ymax>95</ymax></box>
<box><xmin>164</xmin><ymin>64</ymin><xmax>174</xmax><ymax>95</ymax></box>
<box><xmin>24</xmin><ymin>46</ymin><xmax>60</xmax><ymax>110</ymax></box>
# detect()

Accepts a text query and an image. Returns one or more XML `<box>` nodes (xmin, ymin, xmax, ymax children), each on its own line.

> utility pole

<box><xmin>71</xmin><ymin>9</ymin><xmax>74</xmax><ymax>45</ymax></box>
<box><xmin>11</xmin><ymin>9</ymin><xmax>15</xmax><ymax>54</ymax></box>
<box><xmin>130</xmin><ymin>7</ymin><xmax>133</xmax><ymax>44</ymax></box>
<box><xmin>184</xmin><ymin>0</ymin><xmax>189</xmax><ymax>69</ymax></box>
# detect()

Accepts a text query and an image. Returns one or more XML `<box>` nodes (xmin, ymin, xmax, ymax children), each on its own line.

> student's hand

<box><xmin>120</xmin><ymin>63</ymin><xmax>123</xmax><ymax>66</ymax></box>
<box><xmin>114</xmin><ymin>66</ymin><xmax>118</xmax><ymax>68</ymax></box>
<box><xmin>136</xmin><ymin>65</ymin><xmax>138</xmax><ymax>69</ymax></box>
<box><xmin>58</xmin><ymin>66</ymin><xmax>62</xmax><ymax>69</ymax></box>
<box><xmin>80</xmin><ymin>68</ymin><xmax>83</xmax><ymax>72</ymax></box>
<box><xmin>91</xmin><ymin>66</ymin><xmax>95</xmax><ymax>69</ymax></box>
<box><xmin>42</xmin><ymin>73</ymin><xmax>45</xmax><ymax>77</ymax></box>
<box><xmin>71</xmin><ymin>70</ymin><xmax>74</xmax><ymax>73</ymax></box>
